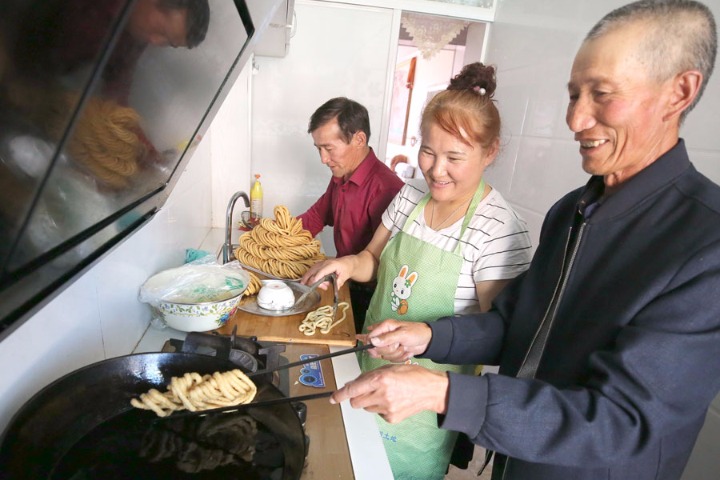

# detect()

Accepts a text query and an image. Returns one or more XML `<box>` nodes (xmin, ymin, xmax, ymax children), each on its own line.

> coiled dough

<box><xmin>298</xmin><ymin>302</ymin><xmax>350</xmax><ymax>336</ymax></box>
<box><xmin>234</xmin><ymin>205</ymin><xmax>325</xmax><ymax>280</ymax></box>
<box><xmin>130</xmin><ymin>369</ymin><xmax>257</xmax><ymax>417</ymax></box>
<box><xmin>244</xmin><ymin>271</ymin><xmax>263</xmax><ymax>296</ymax></box>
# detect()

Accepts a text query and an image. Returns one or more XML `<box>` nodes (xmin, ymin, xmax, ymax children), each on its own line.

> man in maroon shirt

<box><xmin>297</xmin><ymin>97</ymin><xmax>404</xmax><ymax>330</ymax></box>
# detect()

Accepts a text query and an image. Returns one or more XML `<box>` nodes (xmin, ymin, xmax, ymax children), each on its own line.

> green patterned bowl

<box><xmin>157</xmin><ymin>290</ymin><xmax>243</xmax><ymax>332</ymax></box>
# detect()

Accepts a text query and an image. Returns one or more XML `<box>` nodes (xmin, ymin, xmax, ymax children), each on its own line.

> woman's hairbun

<box><xmin>447</xmin><ymin>62</ymin><xmax>497</xmax><ymax>98</ymax></box>
<box><xmin>421</xmin><ymin>61</ymin><xmax>501</xmax><ymax>149</ymax></box>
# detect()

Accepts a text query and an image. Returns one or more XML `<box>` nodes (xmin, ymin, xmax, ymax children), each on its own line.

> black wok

<box><xmin>0</xmin><ymin>352</ymin><xmax>306</xmax><ymax>479</ymax></box>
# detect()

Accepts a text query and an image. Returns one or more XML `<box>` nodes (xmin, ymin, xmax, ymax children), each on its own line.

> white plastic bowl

<box><xmin>156</xmin><ymin>291</ymin><xmax>243</xmax><ymax>332</ymax></box>
<box><xmin>256</xmin><ymin>280</ymin><xmax>295</xmax><ymax>311</ymax></box>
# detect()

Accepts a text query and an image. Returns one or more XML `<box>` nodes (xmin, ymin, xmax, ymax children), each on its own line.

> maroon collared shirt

<box><xmin>298</xmin><ymin>149</ymin><xmax>404</xmax><ymax>257</ymax></box>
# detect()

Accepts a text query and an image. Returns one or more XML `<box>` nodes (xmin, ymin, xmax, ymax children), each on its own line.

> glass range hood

<box><xmin>0</xmin><ymin>0</ymin><xmax>255</xmax><ymax>341</ymax></box>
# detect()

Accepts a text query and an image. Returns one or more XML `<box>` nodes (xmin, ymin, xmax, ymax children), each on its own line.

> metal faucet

<box><xmin>222</xmin><ymin>191</ymin><xmax>250</xmax><ymax>264</ymax></box>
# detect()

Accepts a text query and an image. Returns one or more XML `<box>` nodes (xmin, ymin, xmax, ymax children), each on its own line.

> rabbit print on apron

<box><xmin>391</xmin><ymin>265</ymin><xmax>418</xmax><ymax>315</ymax></box>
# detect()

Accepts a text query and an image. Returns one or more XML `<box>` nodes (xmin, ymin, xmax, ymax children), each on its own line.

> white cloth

<box><xmin>381</xmin><ymin>179</ymin><xmax>533</xmax><ymax>314</ymax></box>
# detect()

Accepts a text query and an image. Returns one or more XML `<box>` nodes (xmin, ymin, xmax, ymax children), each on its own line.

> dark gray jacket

<box><xmin>425</xmin><ymin>140</ymin><xmax>720</xmax><ymax>479</ymax></box>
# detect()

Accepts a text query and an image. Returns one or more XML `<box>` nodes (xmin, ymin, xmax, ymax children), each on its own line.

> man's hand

<box><xmin>330</xmin><ymin>364</ymin><xmax>449</xmax><ymax>423</ymax></box>
<box><xmin>360</xmin><ymin>319</ymin><xmax>433</xmax><ymax>363</ymax></box>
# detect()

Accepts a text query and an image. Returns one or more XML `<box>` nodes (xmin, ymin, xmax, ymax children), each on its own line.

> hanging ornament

<box><xmin>401</xmin><ymin>12</ymin><xmax>469</xmax><ymax>59</ymax></box>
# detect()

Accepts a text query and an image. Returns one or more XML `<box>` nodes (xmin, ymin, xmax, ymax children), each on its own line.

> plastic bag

<box><xmin>139</xmin><ymin>259</ymin><xmax>250</xmax><ymax>306</ymax></box>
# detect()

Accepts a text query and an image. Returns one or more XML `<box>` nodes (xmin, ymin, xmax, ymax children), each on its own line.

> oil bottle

<box><xmin>250</xmin><ymin>174</ymin><xmax>263</xmax><ymax>221</ymax></box>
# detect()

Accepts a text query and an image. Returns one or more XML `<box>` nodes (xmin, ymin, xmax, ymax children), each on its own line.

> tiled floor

<box><xmin>445</xmin><ymin>446</ymin><xmax>493</xmax><ymax>480</ymax></box>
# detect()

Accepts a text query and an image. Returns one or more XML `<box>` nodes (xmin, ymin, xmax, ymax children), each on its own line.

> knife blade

<box><xmin>294</xmin><ymin>273</ymin><xmax>336</xmax><ymax>308</ymax></box>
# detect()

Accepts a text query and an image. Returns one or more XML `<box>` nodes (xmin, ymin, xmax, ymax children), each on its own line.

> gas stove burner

<box><xmin>161</xmin><ymin>328</ymin><xmax>286</xmax><ymax>386</ymax></box>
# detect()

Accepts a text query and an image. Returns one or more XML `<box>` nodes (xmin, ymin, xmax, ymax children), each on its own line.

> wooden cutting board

<box><xmin>217</xmin><ymin>281</ymin><xmax>357</xmax><ymax>346</ymax></box>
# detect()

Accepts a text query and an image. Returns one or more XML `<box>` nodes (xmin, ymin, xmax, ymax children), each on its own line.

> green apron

<box><xmin>360</xmin><ymin>181</ymin><xmax>485</xmax><ymax>480</ymax></box>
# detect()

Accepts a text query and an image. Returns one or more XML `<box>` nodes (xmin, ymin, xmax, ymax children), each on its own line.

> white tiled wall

<box><xmin>248</xmin><ymin>1</ymin><xmax>395</xmax><ymax>256</ymax></box>
<box><xmin>485</xmin><ymin>0</ymin><xmax>720</xmax><ymax>246</ymax></box>
<box><xmin>484</xmin><ymin>1</ymin><xmax>720</xmax><ymax>477</ymax></box>
<box><xmin>210</xmin><ymin>59</ymin><xmax>254</xmax><ymax>229</ymax></box>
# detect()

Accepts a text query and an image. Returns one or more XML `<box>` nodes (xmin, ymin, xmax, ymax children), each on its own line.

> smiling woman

<box><xmin>301</xmin><ymin>62</ymin><xmax>533</xmax><ymax>479</ymax></box>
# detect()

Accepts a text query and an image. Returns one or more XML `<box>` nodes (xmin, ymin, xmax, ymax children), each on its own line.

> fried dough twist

<box><xmin>130</xmin><ymin>369</ymin><xmax>257</xmax><ymax>417</ymax></box>
<box><xmin>234</xmin><ymin>205</ymin><xmax>325</xmax><ymax>281</ymax></box>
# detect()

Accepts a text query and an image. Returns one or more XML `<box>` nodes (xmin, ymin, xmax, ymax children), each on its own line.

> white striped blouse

<box><xmin>381</xmin><ymin>179</ymin><xmax>533</xmax><ymax>315</ymax></box>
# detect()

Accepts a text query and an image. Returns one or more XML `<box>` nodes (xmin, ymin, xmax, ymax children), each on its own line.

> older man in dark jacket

<box><xmin>330</xmin><ymin>1</ymin><xmax>720</xmax><ymax>479</ymax></box>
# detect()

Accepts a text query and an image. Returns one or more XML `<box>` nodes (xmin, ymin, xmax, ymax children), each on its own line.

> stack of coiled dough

<box><xmin>234</xmin><ymin>205</ymin><xmax>325</xmax><ymax>280</ymax></box>
<box><xmin>130</xmin><ymin>369</ymin><xmax>257</xmax><ymax>417</ymax></box>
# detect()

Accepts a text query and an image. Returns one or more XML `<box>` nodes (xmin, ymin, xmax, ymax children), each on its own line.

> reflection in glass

<box><xmin>0</xmin><ymin>0</ymin><xmax>252</xmax><ymax>336</ymax></box>
<box><xmin>0</xmin><ymin>0</ymin><xmax>248</xmax><ymax>272</ymax></box>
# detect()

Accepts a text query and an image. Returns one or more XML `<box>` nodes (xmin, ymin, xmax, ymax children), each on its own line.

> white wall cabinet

<box><xmin>255</xmin><ymin>0</ymin><xmax>297</xmax><ymax>57</ymax></box>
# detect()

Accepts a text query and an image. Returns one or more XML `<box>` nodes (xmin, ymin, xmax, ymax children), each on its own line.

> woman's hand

<box><xmin>302</xmin><ymin>224</ymin><xmax>392</xmax><ymax>288</ymax></box>
<box><xmin>301</xmin><ymin>256</ymin><xmax>356</xmax><ymax>289</ymax></box>
<box><xmin>330</xmin><ymin>364</ymin><xmax>449</xmax><ymax>423</ymax></box>
<box><xmin>359</xmin><ymin>320</ymin><xmax>433</xmax><ymax>363</ymax></box>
